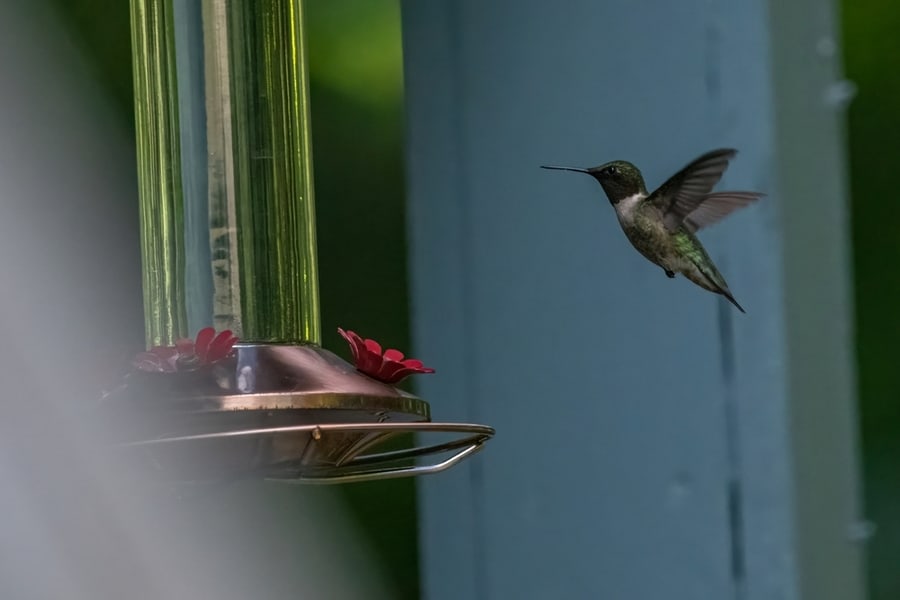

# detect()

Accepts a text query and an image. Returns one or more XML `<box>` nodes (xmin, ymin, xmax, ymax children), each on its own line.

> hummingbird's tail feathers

<box><xmin>720</xmin><ymin>288</ymin><xmax>746</xmax><ymax>314</ymax></box>
<box><xmin>683</xmin><ymin>191</ymin><xmax>765</xmax><ymax>233</ymax></box>
<box><xmin>693</xmin><ymin>260</ymin><xmax>746</xmax><ymax>314</ymax></box>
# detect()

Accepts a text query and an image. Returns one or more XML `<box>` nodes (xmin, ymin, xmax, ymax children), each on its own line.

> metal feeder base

<box><xmin>103</xmin><ymin>344</ymin><xmax>493</xmax><ymax>483</ymax></box>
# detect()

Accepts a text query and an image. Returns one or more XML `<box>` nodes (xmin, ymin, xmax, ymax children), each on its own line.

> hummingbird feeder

<box><xmin>104</xmin><ymin>0</ymin><xmax>493</xmax><ymax>484</ymax></box>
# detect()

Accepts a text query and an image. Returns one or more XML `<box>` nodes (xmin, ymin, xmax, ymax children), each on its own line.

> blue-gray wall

<box><xmin>402</xmin><ymin>1</ymin><xmax>865</xmax><ymax>598</ymax></box>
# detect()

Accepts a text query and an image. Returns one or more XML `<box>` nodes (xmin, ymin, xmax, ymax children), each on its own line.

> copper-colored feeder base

<box><xmin>103</xmin><ymin>344</ymin><xmax>493</xmax><ymax>484</ymax></box>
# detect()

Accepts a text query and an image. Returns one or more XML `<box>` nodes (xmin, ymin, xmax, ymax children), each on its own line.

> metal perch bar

<box><xmin>123</xmin><ymin>422</ymin><xmax>494</xmax><ymax>483</ymax></box>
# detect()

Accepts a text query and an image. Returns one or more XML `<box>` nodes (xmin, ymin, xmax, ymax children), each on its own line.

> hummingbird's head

<box><xmin>585</xmin><ymin>161</ymin><xmax>647</xmax><ymax>204</ymax></box>
<box><xmin>540</xmin><ymin>160</ymin><xmax>647</xmax><ymax>204</ymax></box>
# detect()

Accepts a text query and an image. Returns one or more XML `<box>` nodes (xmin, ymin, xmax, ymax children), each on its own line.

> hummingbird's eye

<box><xmin>606</xmin><ymin>165</ymin><xmax>619</xmax><ymax>176</ymax></box>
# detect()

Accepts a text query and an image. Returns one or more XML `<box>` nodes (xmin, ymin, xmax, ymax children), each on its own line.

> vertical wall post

<box><xmin>402</xmin><ymin>0</ymin><xmax>864</xmax><ymax>598</ymax></box>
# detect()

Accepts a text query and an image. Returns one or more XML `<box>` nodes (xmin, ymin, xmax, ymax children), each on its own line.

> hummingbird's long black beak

<box><xmin>540</xmin><ymin>165</ymin><xmax>590</xmax><ymax>174</ymax></box>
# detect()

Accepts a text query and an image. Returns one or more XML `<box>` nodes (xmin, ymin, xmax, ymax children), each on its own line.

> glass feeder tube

<box><xmin>130</xmin><ymin>0</ymin><xmax>319</xmax><ymax>347</ymax></box>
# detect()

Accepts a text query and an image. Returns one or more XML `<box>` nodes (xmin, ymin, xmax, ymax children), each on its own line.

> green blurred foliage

<box><xmin>843</xmin><ymin>2</ymin><xmax>900</xmax><ymax>598</ymax></box>
<box><xmin>49</xmin><ymin>0</ymin><xmax>418</xmax><ymax>597</ymax></box>
<box><xmin>307</xmin><ymin>1</ymin><xmax>404</xmax><ymax>110</ymax></box>
<box><xmin>305</xmin><ymin>2</ymin><xmax>420</xmax><ymax>598</ymax></box>
<box><xmin>52</xmin><ymin>0</ymin><xmax>133</xmax><ymax>118</ymax></box>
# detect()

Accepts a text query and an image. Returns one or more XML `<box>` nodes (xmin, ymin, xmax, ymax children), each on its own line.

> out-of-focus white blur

<box><xmin>0</xmin><ymin>3</ymin><xmax>392</xmax><ymax>598</ymax></box>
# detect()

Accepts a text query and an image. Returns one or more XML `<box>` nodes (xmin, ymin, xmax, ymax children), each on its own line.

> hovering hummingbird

<box><xmin>541</xmin><ymin>148</ymin><xmax>762</xmax><ymax>313</ymax></box>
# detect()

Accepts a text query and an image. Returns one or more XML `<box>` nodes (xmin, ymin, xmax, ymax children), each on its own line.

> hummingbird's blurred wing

<box><xmin>682</xmin><ymin>192</ymin><xmax>764</xmax><ymax>232</ymax></box>
<box><xmin>650</xmin><ymin>148</ymin><xmax>737</xmax><ymax>231</ymax></box>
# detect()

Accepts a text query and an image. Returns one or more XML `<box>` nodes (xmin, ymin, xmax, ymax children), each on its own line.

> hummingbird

<box><xmin>541</xmin><ymin>148</ymin><xmax>762</xmax><ymax>313</ymax></box>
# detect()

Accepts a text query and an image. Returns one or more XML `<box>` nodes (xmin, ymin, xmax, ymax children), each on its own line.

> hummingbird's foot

<box><xmin>665</xmin><ymin>269</ymin><xmax>676</xmax><ymax>279</ymax></box>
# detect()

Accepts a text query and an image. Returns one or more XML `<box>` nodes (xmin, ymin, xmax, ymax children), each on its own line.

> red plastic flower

<box><xmin>338</xmin><ymin>327</ymin><xmax>435</xmax><ymax>384</ymax></box>
<box><xmin>133</xmin><ymin>327</ymin><xmax>238</xmax><ymax>373</ymax></box>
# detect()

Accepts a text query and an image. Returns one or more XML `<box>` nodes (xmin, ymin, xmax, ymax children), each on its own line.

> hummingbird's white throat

<box><xmin>614</xmin><ymin>192</ymin><xmax>647</xmax><ymax>223</ymax></box>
